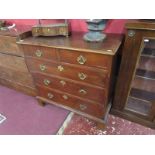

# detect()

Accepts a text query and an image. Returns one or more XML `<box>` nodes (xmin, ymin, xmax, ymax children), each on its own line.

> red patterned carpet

<box><xmin>63</xmin><ymin>113</ymin><xmax>155</xmax><ymax>135</ymax></box>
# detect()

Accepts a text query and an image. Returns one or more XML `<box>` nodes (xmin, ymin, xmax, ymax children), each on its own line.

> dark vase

<box><xmin>83</xmin><ymin>19</ymin><xmax>108</xmax><ymax>42</ymax></box>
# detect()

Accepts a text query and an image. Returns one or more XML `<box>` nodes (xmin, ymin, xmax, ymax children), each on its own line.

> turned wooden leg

<box><xmin>37</xmin><ymin>98</ymin><xmax>46</xmax><ymax>106</ymax></box>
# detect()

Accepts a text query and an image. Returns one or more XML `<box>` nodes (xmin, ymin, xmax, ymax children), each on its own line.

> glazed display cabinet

<box><xmin>112</xmin><ymin>20</ymin><xmax>155</xmax><ymax>129</ymax></box>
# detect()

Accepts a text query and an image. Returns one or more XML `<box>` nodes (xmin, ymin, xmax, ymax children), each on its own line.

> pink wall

<box><xmin>6</xmin><ymin>19</ymin><xmax>128</xmax><ymax>34</ymax></box>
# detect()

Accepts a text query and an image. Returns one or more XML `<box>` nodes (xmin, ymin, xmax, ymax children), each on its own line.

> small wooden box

<box><xmin>32</xmin><ymin>23</ymin><xmax>69</xmax><ymax>37</ymax></box>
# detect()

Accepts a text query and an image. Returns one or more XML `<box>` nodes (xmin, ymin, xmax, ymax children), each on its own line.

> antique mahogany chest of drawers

<box><xmin>17</xmin><ymin>33</ymin><xmax>122</xmax><ymax>126</ymax></box>
<box><xmin>0</xmin><ymin>25</ymin><xmax>36</xmax><ymax>96</ymax></box>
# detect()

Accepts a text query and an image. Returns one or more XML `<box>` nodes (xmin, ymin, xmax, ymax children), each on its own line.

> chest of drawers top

<box><xmin>17</xmin><ymin>33</ymin><xmax>122</xmax><ymax>55</ymax></box>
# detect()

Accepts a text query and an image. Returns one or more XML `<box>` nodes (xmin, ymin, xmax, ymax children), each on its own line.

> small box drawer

<box><xmin>36</xmin><ymin>85</ymin><xmax>105</xmax><ymax>118</ymax></box>
<box><xmin>21</xmin><ymin>45</ymin><xmax>57</xmax><ymax>61</ymax></box>
<box><xmin>32</xmin><ymin>72</ymin><xmax>107</xmax><ymax>104</ymax></box>
<box><xmin>26</xmin><ymin>57</ymin><xmax>109</xmax><ymax>87</ymax></box>
<box><xmin>59</xmin><ymin>49</ymin><xmax>112</xmax><ymax>69</ymax></box>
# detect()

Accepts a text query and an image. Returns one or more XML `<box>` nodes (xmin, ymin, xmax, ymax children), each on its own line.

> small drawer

<box><xmin>26</xmin><ymin>57</ymin><xmax>109</xmax><ymax>87</ymax></box>
<box><xmin>36</xmin><ymin>85</ymin><xmax>106</xmax><ymax>118</ymax></box>
<box><xmin>59</xmin><ymin>49</ymin><xmax>112</xmax><ymax>69</ymax></box>
<box><xmin>32</xmin><ymin>72</ymin><xmax>107</xmax><ymax>104</ymax></box>
<box><xmin>21</xmin><ymin>45</ymin><xmax>57</xmax><ymax>60</ymax></box>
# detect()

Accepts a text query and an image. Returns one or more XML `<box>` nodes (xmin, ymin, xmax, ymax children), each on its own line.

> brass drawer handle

<box><xmin>62</xmin><ymin>95</ymin><xmax>68</xmax><ymax>100</ymax></box>
<box><xmin>35</xmin><ymin>50</ymin><xmax>42</xmax><ymax>57</ymax></box>
<box><xmin>60</xmin><ymin>80</ymin><xmax>66</xmax><ymax>86</ymax></box>
<box><xmin>40</xmin><ymin>64</ymin><xmax>46</xmax><ymax>71</ymax></box>
<box><xmin>47</xmin><ymin>93</ymin><xmax>54</xmax><ymax>99</ymax></box>
<box><xmin>57</xmin><ymin>65</ymin><xmax>64</xmax><ymax>72</ymax></box>
<box><xmin>43</xmin><ymin>79</ymin><xmax>51</xmax><ymax>86</ymax></box>
<box><xmin>78</xmin><ymin>73</ymin><xmax>87</xmax><ymax>80</ymax></box>
<box><xmin>79</xmin><ymin>89</ymin><xmax>87</xmax><ymax>95</ymax></box>
<box><xmin>79</xmin><ymin>104</ymin><xmax>87</xmax><ymax>111</ymax></box>
<box><xmin>77</xmin><ymin>55</ymin><xmax>87</xmax><ymax>65</ymax></box>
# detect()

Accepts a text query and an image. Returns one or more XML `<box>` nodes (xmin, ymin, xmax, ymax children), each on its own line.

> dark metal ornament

<box><xmin>83</xmin><ymin>19</ymin><xmax>108</xmax><ymax>42</ymax></box>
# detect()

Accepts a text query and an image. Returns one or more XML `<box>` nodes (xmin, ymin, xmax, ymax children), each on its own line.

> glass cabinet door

<box><xmin>125</xmin><ymin>38</ymin><xmax>155</xmax><ymax>119</ymax></box>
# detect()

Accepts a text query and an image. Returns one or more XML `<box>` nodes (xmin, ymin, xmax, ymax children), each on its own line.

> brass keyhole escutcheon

<box><xmin>43</xmin><ymin>79</ymin><xmax>51</xmax><ymax>86</ymax></box>
<box><xmin>57</xmin><ymin>65</ymin><xmax>64</xmax><ymax>72</ymax></box>
<box><xmin>60</xmin><ymin>80</ymin><xmax>66</xmax><ymax>86</ymax></box>
<box><xmin>47</xmin><ymin>93</ymin><xmax>54</xmax><ymax>99</ymax></box>
<box><xmin>78</xmin><ymin>73</ymin><xmax>87</xmax><ymax>80</ymax></box>
<box><xmin>40</xmin><ymin>64</ymin><xmax>46</xmax><ymax>71</ymax></box>
<box><xmin>79</xmin><ymin>89</ymin><xmax>87</xmax><ymax>95</ymax></box>
<box><xmin>77</xmin><ymin>55</ymin><xmax>87</xmax><ymax>65</ymax></box>
<box><xmin>35</xmin><ymin>50</ymin><xmax>42</xmax><ymax>57</ymax></box>
<box><xmin>62</xmin><ymin>95</ymin><xmax>68</xmax><ymax>100</ymax></box>
<box><xmin>79</xmin><ymin>104</ymin><xmax>87</xmax><ymax>110</ymax></box>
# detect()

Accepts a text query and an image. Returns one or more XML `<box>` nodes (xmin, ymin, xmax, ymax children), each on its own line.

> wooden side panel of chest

<box><xmin>0</xmin><ymin>52</ymin><xmax>36</xmax><ymax>96</ymax></box>
<box><xmin>0</xmin><ymin>35</ymin><xmax>24</xmax><ymax>56</ymax></box>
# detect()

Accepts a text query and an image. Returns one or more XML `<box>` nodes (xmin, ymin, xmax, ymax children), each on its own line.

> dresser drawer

<box><xmin>59</xmin><ymin>49</ymin><xmax>112</xmax><ymax>69</ymax></box>
<box><xmin>21</xmin><ymin>45</ymin><xmax>57</xmax><ymax>60</ymax></box>
<box><xmin>26</xmin><ymin>58</ymin><xmax>109</xmax><ymax>87</ymax></box>
<box><xmin>36</xmin><ymin>85</ymin><xmax>105</xmax><ymax>118</ymax></box>
<box><xmin>33</xmin><ymin>72</ymin><xmax>107</xmax><ymax>103</ymax></box>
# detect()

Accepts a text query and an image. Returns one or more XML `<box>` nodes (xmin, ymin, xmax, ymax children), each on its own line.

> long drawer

<box><xmin>26</xmin><ymin>57</ymin><xmax>109</xmax><ymax>87</ymax></box>
<box><xmin>32</xmin><ymin>72</ymin><xmax>107</xmax><ymax>104</ymax></box>
<box><xmin>36</xmin><ymin>85</ymin><xmax>105</xmax><ymax>118</ymax></box>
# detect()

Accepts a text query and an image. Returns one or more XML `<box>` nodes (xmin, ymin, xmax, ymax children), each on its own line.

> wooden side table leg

<box><xmin>37</xmin><ymin>98</ymin><xmax>46</xmax><ymax>106</ymax></box>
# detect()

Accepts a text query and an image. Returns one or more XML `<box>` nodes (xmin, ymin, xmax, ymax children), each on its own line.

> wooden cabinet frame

<box><xmin>111</xmin><ymin>21</ymin><xmax>155</xmax><ymax>129</ymax></box>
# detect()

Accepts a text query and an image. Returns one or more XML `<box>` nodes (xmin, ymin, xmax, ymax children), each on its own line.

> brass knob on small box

<box><xmin>40</xmin><ymin>64</ymin><xmax>46</xmax><ymax>71</ymax></box>
<box><xmin>79</xmin><ymin>89</ymin><xmax>87</xmax><ymax>95</ymax></box>
<box><xmin>47</xmin><ymin>93</ymin><xmax>54</xmax><ymax>99</ymax></box>
<box><xmin>35</xmin><ymin>50</ymin><xmax>42</xmax><ymax>57</ymax></box>
<box><xmin>62</xmin><ymin>95</ymin><xmax>68</xmax><ymax>100</ymax></box>
<box><xmin>60</xmin><ymin>80</ymin><xmax>66</xmax><ymax>86</ymax></box>
<box><xmin>77</xmin><ymin>55</ymin><xmax>87</xmax><ymax>65</ymax></box>
<box><xmin>43</xmin><ymin>79</ymin><xmax>51</xmax><ymax>86</ymax></box>
<box><xmin>57</xmin><ymin>65</ymin><xmax>64</xmax><ymax>72</ymax></box>
<box><xmin>79</xmin><ymin>104</ymin><xmax>87</xmax><ymax>110</ymax></box>
<box><xmin>78</xmin><ymin>73</ymin><xmax>87</xmax><ymax>80</ymax></box>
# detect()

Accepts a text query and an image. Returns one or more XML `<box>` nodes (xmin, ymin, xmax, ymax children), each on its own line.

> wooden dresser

<box><xmin>17</xmin><ymin>33</ymin><xmax>122</xmax><ymax>127</ymax></box>
<box><xmin>0</xmin><ymin>25</ymin><xmax>36</xmax><ymax>96</ymax></box>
